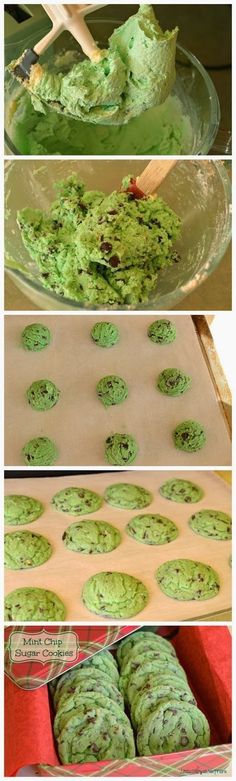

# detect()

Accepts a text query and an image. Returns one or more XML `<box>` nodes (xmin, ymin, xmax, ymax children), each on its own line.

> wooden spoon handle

<box><xmin>137</xmin><ymin>160</ymin><xmax>177</xmax><ymax>195</ymax></box>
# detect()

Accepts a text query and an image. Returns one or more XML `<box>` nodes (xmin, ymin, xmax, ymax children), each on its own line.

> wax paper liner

<box><xmin>5</xmin><ymin>626</ymin><xmax>231</xmax><ymax>777</ymax></box>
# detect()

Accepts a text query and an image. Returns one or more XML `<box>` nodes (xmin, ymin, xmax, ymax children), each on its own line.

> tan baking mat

<box><xmin>4</xmin><ymin>315</ymin><xmax>231</xmax><ymax>467</ymax></box>
<box><xmin>4</xmin><ymin>471</ymin><xmax>231</xmax><ymax>622</ymax></box>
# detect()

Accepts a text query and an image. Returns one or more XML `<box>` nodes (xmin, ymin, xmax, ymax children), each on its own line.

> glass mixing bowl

<box><xmin>5</xmin><ymin>159</ymin><xmax>231</xmax><ymax>311</ymax></box>
<box><xmin>4</xmin><ymin>19</ymin><xmax>220</xmax><ymax>156</ymax></box>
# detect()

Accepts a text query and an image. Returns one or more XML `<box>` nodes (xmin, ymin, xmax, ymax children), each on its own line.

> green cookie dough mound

<box><xmin>117</xmin><ymin>631</ymin><xmax>176</xmax><ymax>667</ymax></box>
<box><xmin>82</xmin><ymin>572</ymin><xmax>148</xmax><ymax>618</ymax></box>
<box><xmin>26</xmin><ymin>379</ymin><xmax>60</xmax><ymax>411</ymax></box>
<box><xmin>159</xmin><ymin>479</ymin><xmax>204</xmax><ymax>504</ymax></box>
<box><xmin>54</xmin><ymin>692</ymin><xmax>126</xmax><ymax>738</ymax></box>
<box><xmin>126</xmin><ymin>513</ymin><xmax>178</xmax><ymax>545</ymax></box>
<box><xmin>54</xmin><ymin>672</ymin><xmax>124</xmax><ymax>714</ymax></box>
<box><xmin>21</xmin><ymin>323</ymin><xmax>51</xmax><ymax>351</ymax></box>
<box><xmin>173</xmin><ymin>420</ymin><xmax>206</xmax><ymax>452</ymax></box>
<box><xmin>4</xmin><ymin>587</ymin><xmax>66</xmax><ymax>621</ymax></box>
<box><xmin>189</xmin><ymin>509</ymin><xmax>232</xmax><ymax>541</ymax></box>
<box><xmin>148</xmin><ymin>319</ymin><xmax>176</xmax><ymax>344</ymax></box>
<box><xmin>120</xmin><ymin>650</ymin><xmax>185</xmax><ymax>695</ymax></box>
<box><xmin>105</xmin><ymin>434</ymin><xmax>138</xmax><ymax>465</ymax></box>
<box><xmin>51</xmin><ymin>487</ymin><xmax>102</xmax><ymax>515</ymax></box>
<box><xmin>156</xmin><ymin>558</ymin><xmax>220</xmax><ymax>601</ymax></box>
<box><xmin>127</xmin><ymin>661</ymin><xmax>187</xmax><ymax>705</ymax></box>
<box><xmin>157</xmin><ymin>368</ymin><xmax>191</xmax><ymax>396</ymax></box>
<box><xmin>91</xmin><ymin>322</ymin><xmax>120</xmax><ymax>347</ymax></box>
<box><xmin>22</xmin><ymin>436</ymin><xmax>58</xmax><ymax>466</ymax></box>
<box><xmin>105</xmin><ymin>483</ymin><xmax>152</xmax><ymax>510</ymax></box>
<box><xmin>131</xmin><ymin>677</ymin><xmax>196</xmax><ymax>727</ymax></box>
<box><xmin>96</xmin><ymin>375</ymin><xmax>128</xmax><ymax>407</ymax></box>
<box><xmin>57</xmin><ymin>706</ymin><xmax>135</xmax><ymax>763</ymax></box>
<box><xmin>62</xmin><ymin>519</ymin><xmax>121</xmax><ymax>554</ymax></box>
<box><xmin>137</xmin><ymin>700</ymin><xmax>210</xmax><ymax>755</ymax></box>
<box><xmin>4</xmin><ymin>494</ymin><xmax>44</xmax><ymax>525</ymax></box>
<box><xmin>4</xmin><ymin>530</ymin><xmax>52</xmax><ymax>569</ymax></box>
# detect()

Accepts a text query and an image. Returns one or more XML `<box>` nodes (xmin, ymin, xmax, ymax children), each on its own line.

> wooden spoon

<box><xmin>126</xmin><ymin>161</ymin><xmax>177</xmax><ymax>198</ymax></box>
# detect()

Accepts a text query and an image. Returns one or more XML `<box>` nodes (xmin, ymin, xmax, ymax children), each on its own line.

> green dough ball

<box><xmin>51</xmin><ymin>487</ymin><xmax>102</xmax><ymax>515</ymax></box>
<box><xmin>157</xmin><ymin>368</ymin><xmax>191</xmax><ymax>396</ymax></box>
<box><xmin>173</xmin><ymin>420</ymin><xmax>206</xmax><ymax>452</ymax></box>
<box><xmin>96</xmin><ymin>375</ymin><xmax>128</xmax><ymax>407</ymax></box>
<box><xmin>156</xmin><ymin>558</ymin><xmax>220</xmax><ymax>601</ymax></box>
<box><xmin>21</xmin><ymin>323</ymin><xmax>51</xmax><ymax>351</ymax></box>
<box><xmin>91</xmin><ymin>322</ymin><xmax>120</xmax><ymax>347</ymax></box>
<box><xmin>22</xmin><ymin>436</ymin><xmax>58</xmax><ymax>465</ymax></box>
<box><xmin>131</xmin><ymin>677</ymin><xmax>196</xmax><ymax>727</ymax></box>
<box><xmin>148</xmin><ymin>319</ymin><xmax>176</xmax><ymax>344</ymax></box>
<box><xmin>116</xmin><ymin>631</ymin><xmax>176</xmax><ymax>667</ymax></box>
<box><xmin>105</xmin><ymin>434</ymin><xmax>138</xmax><ymax>465</ymax></box>
<box><xmin>57</xmin><ymin>705</ymin><xmax>135</xmax><ymax>763</ymax></box>
<box><xmin>126</xmin><ymin>661</ymin><xmax>187</xmax><ymax>706</ymax></box>
<box><xmin>62</xmin><ymin>519</ymin><xmax>121</xmax><ymax>554</ymax></box>
<box><xmin>82</xmin><ymin>571</ymin><xmax>148</xmax><ymax>618</ymax></box>
<box><xmin>4</xmin><ymin>494</ymin><xmax>44</xmax><ymax>525</ymax></box>
<box><xmin>4</xmin><ymin>530</ymin><xmax>52</xmax><ymax>569</ymax></box>
<box><xmin>26</xmin><ymin>379</ymin><xmax>60</xmax><ymax>411</ymax></box>
<box><xmin>159</xmin><ymin>479</ymin><xmax>204</xmax><ymax>504</ymax></box>
<box><xmin>136</xmin><ymin>700</ymin><xmax>210</xmax><ymax>755</ymax></box>
<box><xmin>126</xmin><ymin>513</ymin><xmax>178</xmax><ymax>545</ymax></box>
<box><xmin>189</xmin><ymin>509</ymin><xmax>232</xmax><ymax>540</ymax></box>
<box><xmin>105</xmin><ymin>483</ymin><xmax>152</xmax><ymax>510</ymax></box>
<box><xmin>4</xmin><ymin>587</ymin><xmax>66</xmax><ymax>621</ymax></box>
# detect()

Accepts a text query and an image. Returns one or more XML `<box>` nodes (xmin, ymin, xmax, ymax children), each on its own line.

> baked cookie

<box><xmin>120</xmin><ymin>650</ymin><xmax>185</xmax><ymax>695</ymax></box>
<box><xmin>118</xmin><ymin>637</ymin><xmax>177</xmax><ymax>672</ymax></box>
<box><xmin>126</xmin><ymin>660</ymin><xmax>187</xmax><ymax>705</ymax></box>
<box><xmin>62</xmin><ymin>519</ymin><xmax>121</xmax><ymax>554</ymax></box>
<box><xmin>82</xmin><ymin>571</ymin><xmax>148</xmax><ymax>618</ymax></box>
<box><xmin>159</xmin><ymin>479</ymin><xmax>204</xmax><ymax>504</ymax></box>
<box><xmin>57</xmin><ymin>706</ymin><xmax>135</xmax><ymax>763</ymax></box>
<box><xmin>91</xmin><ymin>322</ymin><xmax>120</xmax><ymax>348</ymax></box>
<box><xmin>157</xmin><ymin>368</ymin><xmax>191</xmax><ymax>396</ymax></box>
<box><xmin>156</xmin><ymin>558</ymin><xmax>220</xmax><ymax>601</ymax></box>
<box><xmin>21</xmin><ymin>322</ymin><xmax>51</xmax><ymax>351</ymax></box>
<box><xmin>189</xmin><ymin>509</ymin><xmax>231</xmax><ymax>540</ymax></box>
<box><xmin>117</xmin><ymin>631</ymin><xmax>176</xmax><ymax>667</ymax></box>
<box><xmin>173</xmin><ymin>420</ymin><xmax>206</xmax><ymax>452</ymax></box>
<box><xmin>105</xmin><ymin>483</ymin><xmax>152</xmax><ymax>510</ymax></box>
<box><xmin>52</xmin><ymin>487</ymin><xmax>102</xmax><ymax>515</ymax></box>
<box><xmin>4</xmin><ymin>494</ymin><xmax>44</xmax><ymax>525</ymax></box>
<box><xmin>126</xmin><ymin>513</ymin><xmax>178</xmax><ymax>545</ymax></box>
<box><xmin>54</xmin><ymin>672</ymin><xmax>124</xmax><ymax>713</ymax></box>
<box><xmin>53</xmin><ymin>664</ymin><xmax>119</xmax><ymax>710</ymax></box>
<box><xmin>22</xmin><ymin>436</ymin><xmax>58</xmax><ymax>465</ymax></box>
<box><xmin>148</xmin><ymin>319</ymin><xmax>176</xmax><ymax>344</ymax></box>
<box><xmin>136</xmin><ymin>700</ymin><xmax>210</xmax><ymax>755</ymax></box>
<box><xmin>4</xmin><ymin>530</ymin><xmax>52</xmax><ymax>569</ymax></box>
<box><xmin>4</xmin><ymin>587</ymin><xmax>66</xmax><ymax>621</ymax></box>
<box><xmin>54</xmin><ymin>692</ymin><xmax>125</xmax><ymax>738</ymax></box>
<box><xmin>131</xmin><ymin>677</ymin><xmax>196</xmax><ymax>727</ymax></box>
<box><xmin>96</xmin><ymin>375</ymin><xmax>128</xmax><ymax>407</ymax></box>
<box><xmin>105</xmin><ymin>433</ymin><xmax>138</xmax><ymax>465</ymax></box>
<box><xmin>26</xmin><ymin>379</ymin><xmax>60</xmax><ymax>411</ymax></box>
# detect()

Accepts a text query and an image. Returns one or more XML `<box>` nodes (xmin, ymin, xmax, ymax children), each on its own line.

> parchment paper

<box><xmin>4</xmin><ymin>315</ymin><xmax>231</xmax><ymax>467</ymax></box>
<box><xmin>4</xmin><ymin>471</ymin><xmax>231</xmax><ymax>622</ymax></box>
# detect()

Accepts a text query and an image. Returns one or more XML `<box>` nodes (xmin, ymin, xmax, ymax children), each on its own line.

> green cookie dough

<box><xmin>82</xmin><ymin>572</ymin><xmax>148</xmax><ymax>618</ymax></box>
<box><xmin>4</xmin><ymin>530</ymin><xmax>52</xmax><ymax>569</ymax></box>
<box><xmin>105</xmin><ymin>434</ymin><xmax>138</xmax><ymax>465</ymax></box>
<box><xmin>54</xmin><ymin>692</ymin><xmax>126</xmax><ymax>739</ymax></box>
<box><xmin>51</xmin><ymin>487</ymin><xmax>102</xmax><ymax>515</ymax></box>
<box><xmin>137</xmin><ymin>700</ymin><xmax>210</xmax><ymax>755</ymax></box>
<box><xmin>16</xmin><ymin>174</ymin><xmax>181</xmax><ymax>309</ymax></box>
<box><xmin>91</xmin><ymin>322</ymin><xmax>120</xmax><ymax>347</ymax></box>
<box><xmin>117</xmin><ymin>631</ymin><xmax>176</xmax><ymax>667</ymax></box>
<box><xmin>189</xmin><ymin>509</ymin><xmax>232</xmax><ymax>541</ymax></box>
<box><xmin>126</xmin><ymin>513</ymin><xmax>178</xmax><ymax>545</ymax></box>
<box><xmin>157</xmin><ymin>368</ymin><xmax>191</xmax><ymax>396</ymax></box>
<box><xmin>156</xmin><ymin>558</ymin><xmax>220</xmax><ymax>601</ymax></box>
<box><xmin>4</xmin><ymin>587</ymin><xmax>66</xmax><ymax>621</ymax></box>
<box><xmin>148</xmin><ymin>319</ymin><xmax>176</xmax><ymax>344</ymax></box>
<box><xmin>131</xmin><ymin>677</ymin><xmax>196</xmax><ymax>727</ymax></box>
<box><xmin>62</xmin><ymin>519</ymin><xmax>121</xmax><ymax>554</ymax></box>
<box><xmin>11</xmin><ymin>7</ymin><xmax>177</xmax><ymax>126</ymax></box>
<box><xmin>57</xmin><ymin>706</ymin><xmax>135</xmax><ymax>763</ymax></box>
<box><xmin>21</xmin><ymin>323</ymin><xmax>51</xmax><ymax>351</ymax></box>
<box><xmin>54</xmin><ymin>672</ymin><xmax>124</xmax><ymax>714</ymax></box>
<box><xmin>22</xmin><ymin>436</ymin><xmax>58</xmax><ymax>465</ymax></box>
<box><xmin>26</xmin><ymin>379</ymin><xmax>60</xmax><ymax>411</ymax></box>
<box><xmin>126</xmin><ymin>661</ymin><xmax>187</xmax><ymax>705</ymax></box>
<box><xmin>120</xmin><ymin>650</ymin><xmax>185</xmax><ymax>695</ymax></box>
<box><xmin>4</xmin><ymin>494</ymin><xmax>44</xmax><ymax>525</ymax></box>
<box><xmin>105</xmin><ymin>483</ymin><xmax>153</xmax><ymax>510</ymax></box>
<box><xmin>159</xmin><ymin>479</ymin><xmax>204</xmax><ymax>504</ymax></box>
<box><xmin>173</xmin><ymin>420</ymin><xmax>206</xmax><ymax>452</ymax></box>
<box><xmin>96</xmin><ymin>375</ymin><xmax>128</xmax><ymax>407</ymax></box>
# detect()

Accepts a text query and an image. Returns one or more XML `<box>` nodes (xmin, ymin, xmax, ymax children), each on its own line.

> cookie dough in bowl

<box><xmin>51</xmin><ymin>487</ymin><xmax>102</xmax><ymax>515</ymax></box>
<box><xmin>156</xmin><ymin>559</ymin><xmax>220</xmax><ymax>601</ymax></box>
<box><xmin>21</xmin><ymin>322</ymin><xmax>51</xmax><ymax>351</ymax></box>
<box><xmin>26</xmin><ymin>379</ymin><xmax>61</xmax><ymax>411</ymax></box>
<box><xmin>136</xmin><ymin>700</ymin><xmax>210</xmax><ymax>755</ymax></box>
<box><xmin>4</xmin><ymin>494</ymin><xmax>44</xmax><ymax>525</ymax></box>
<box><xmin>104</xmin><ymin>483</ymin><xmax>153</xmax><ymax>510</ymax></box>
<box><xmin>22</xmin><ymin>436</ymin><xmax>58</xmax><ymax>466</ymax></box>
<box><xmin>4</xmin><ymin>586</ymin><xmax>66</xmax><ymax>621</ymax></box>
<box><xmin>62</xmin><ymin>519</ymin><xmax>121</xmax><ymax>554</ymax></box>
<box><xmin>105</xmin><ymin>433</ymin><xmax>138</xmax><ymax>465</ymax></box>
<box><xmin>91</xmin><ymin>321</ymin><xmax>120</xmax><ymax>347</ymax></box>
<box><xmin>157</xmin><ymin>368</ymin><xmax>191</xmax><ymax>396</ymax></box>
<box><xmin>126</xmin><ymin>513</ymin><xmax>179</xmax><ymax>545</ymax></box>
<box><xmin>96</xmin><ymin>375</ymin><xmax>128</xmax><ymax>407</ymax></box>
<box><xmin>4</xmin><ymin>530</ymin><xmax>52</xmax><ymax>569</ymax></box>
<box><xmin>159</xmin><ymin>479</ymin><xmax>204</xmax><ymax>503</ymax></box>
<box><xmin>82</xmin><ymin>572</ymin><xmax>148</xmax><ymax>618</ymax></box>
<box><xmin>173</xmin><ymin>420</ymin><xmax>206</xmax><ymax>452</ymax></box>
<box><xmin>189</xmin><ymin>509</ymin><xmax>232</xmax><ymax>540</ymax></box>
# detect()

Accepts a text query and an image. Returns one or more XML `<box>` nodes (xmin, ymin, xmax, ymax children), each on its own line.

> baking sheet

<box><xmin>4</xmin><ymin>315</ymin><xmax>231</xmax><ymax>467</ymax></box>
<box><xmin>4</xmin><ymin>471</ymin><xmax>231</xmax><ymax>622</ymax></box>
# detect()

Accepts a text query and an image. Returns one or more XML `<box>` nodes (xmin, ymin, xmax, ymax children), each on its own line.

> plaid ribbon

<box><xmin>37</xmin><ymin>745</ymin><xmax>231</xmax><ymax>776</ymax></box>
<box><xmin>4</xmin><ymin>625</ymin><xmax>139</xmax><ymax>689</ymax></box>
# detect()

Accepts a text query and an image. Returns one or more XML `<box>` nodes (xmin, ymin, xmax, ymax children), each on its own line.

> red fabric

<box><xmin>4</xmin><ymin>676</ymin><xmax>58</xmax><ymax>777</ymax></box>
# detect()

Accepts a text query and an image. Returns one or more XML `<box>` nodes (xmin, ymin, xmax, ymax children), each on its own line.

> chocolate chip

<box><xmin>100</xmin><ymin>241</ymin><xmax>112</xmax><ymax>253</ymax></box>
<box><xmin>108</xmin><ymin>209</ymin><xmax>118</xmax><ymax>215</ymax></box>
<box><xmin>109</xmin><ymin>255</ymin><xmax>120</xmax><ymax>268</ymax></box>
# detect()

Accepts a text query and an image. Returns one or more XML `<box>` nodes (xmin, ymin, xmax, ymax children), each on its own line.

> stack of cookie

<box><xmin>50</xmin><ymin>650</ymin><xmax>135</xmax><ymax>764</ymax></box>
<box><xmin>117</xmin><ymin>631</ymin><xmax>210</xmax><ymax>756</ymax></box>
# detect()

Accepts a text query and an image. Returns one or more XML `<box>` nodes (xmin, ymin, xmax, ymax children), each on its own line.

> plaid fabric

<box><xmin>37</xmin><ymin>745</ymin><xmax>231</xmax><ymax>776</ymax></box>
<box><xmin>4</xmin><ymin>625</ymin><xmax>139</xmax><ymax>689</ymax></box>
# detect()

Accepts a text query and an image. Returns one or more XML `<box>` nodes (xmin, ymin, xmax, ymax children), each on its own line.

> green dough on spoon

<box><xmin>105</xmin><ymin>433</ymin><xmax>138</xmax><ymax>465</ymax></box>
<box><xmin>96</xmin><ymin>375</ymin><xmax>128</xmax><ymax>407</ymax></box>
<box><xmin>22</xmin><ymin>436</ymin><xmax>58</xmax><ymax>465</ymax></box>
<box><xmin>26</xmin><ymin>379</ymin><xmax>60</xmax><ymax>410</ymax></box>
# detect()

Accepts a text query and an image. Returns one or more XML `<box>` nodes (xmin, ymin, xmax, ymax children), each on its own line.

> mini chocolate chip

<box><xmin>109</xmin><ymin>255</ymin><xmax>120</xmax><ymax>268</ymax></box>
<box><xmin>100</xmin><ymin>241</ymin><xmax>112</xmax><ymax>253</ymax></box>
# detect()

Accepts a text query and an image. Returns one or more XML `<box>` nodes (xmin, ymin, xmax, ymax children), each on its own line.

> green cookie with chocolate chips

<box><xmin>148</xmin><ymin>319</ymin><xmax>176</xmax><ymax>344</ymax></box>
<box><xmin>189</xmin><ymin>509</ymin><xmax>232</xmax><ymax>540</ymax></box>
<box><xmin>54</xmin><ymin>671</ymin><xmax>124</xmax><ymax>713</ymax></box>
<box><xmin>156</xmin><ymin>559</ymin><xmax>220</xmax><ymax>601</ymax></box>
<box><xmin>62</xmin><ymin>519</ymin><xmax>121</xmax><ymax>554</ymax></box>
<box><xmin>4</xmin><ymin>530</ymin><xmax>52</xmax><ymax>569</ymax></box>
<box><xmin>57</xmin><ymin>706</ymin><xmax>135</xmax><ymax>763</ymax></box>
<box><xmin>126</xmin><ymin>513</ymin><xmax>178</xmax><ymax>545</ymax></box>
<box><xmin>82</xmin><ymin>571</ymin><xmax>148</xmax><ymax>618</ymax></box>
<box><xmin>105</xmin><ymin>433</ymin><xmax>138</xmax><ymax>465</ymax></box>
<box><xmin>131</xmin><ymin>676</ymin><xmax>196</xmax><ymax>727</ymax></box>
<box><xmin>51</xmin><ymin>486</ymin><xmax>102</xmax><ymax>515</ymax></box>
<box><xmin>159</xmin><ymin>479</ymin><xmax>204</xmax><ymax>504</ymax></box>
<box><xmin>157</xmin><ymin>368</ymin><xmax>191</xmax><ymax>396</ymax></box>
<box><xmin>4</xmin><ymin>494</ymin><xmax>44</xmax><ymax>525</ymax></box>
<box><xmin>117</xmin><ymin>630</ymin><xmax>176</xmax><ymax>667</ymax></box>
<box><xmin>136</xmin><ymin>700</ymin><xmax>210</xmax><ymax>755</ymax></box>
<box><xmin>173</xmin><ymin>420</ymin><xmax>206</xmax><ymax>452</ymax></box>
<box><xmin>105</xmin><ymin>483</ymin><xmax>152</xmax><ymax>510</ymax></box>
